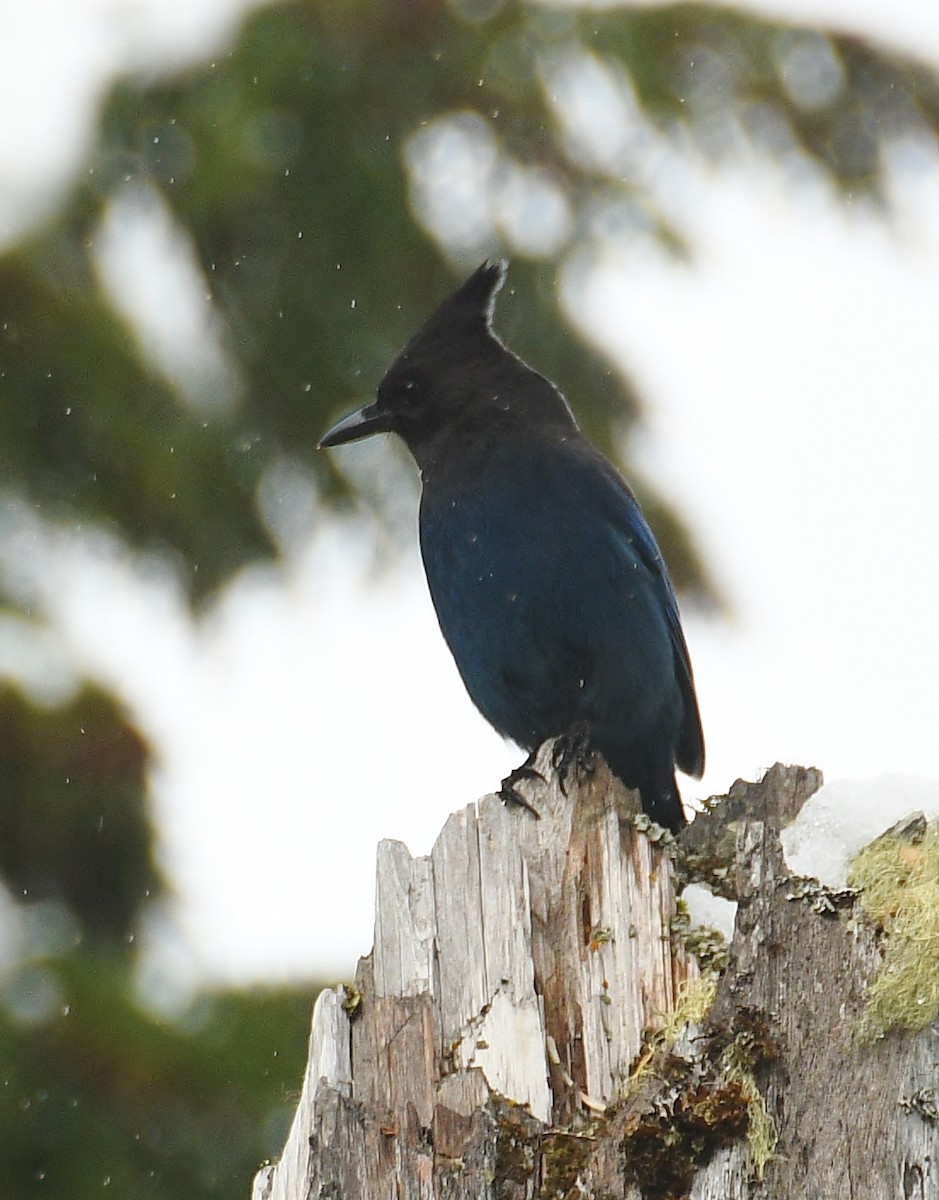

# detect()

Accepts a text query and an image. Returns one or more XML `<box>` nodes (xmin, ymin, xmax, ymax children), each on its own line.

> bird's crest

<box><xmin>411</xmin><ymin>260</ymin><xmax>507</xmax><ymax>349</ymax></box>
<box><xmin>450</xmin><ymin>259</ymin><xmax>507</xmax><ymax>330</ymax></box>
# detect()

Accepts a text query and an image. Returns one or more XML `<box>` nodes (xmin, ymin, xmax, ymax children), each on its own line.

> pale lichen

<box><xmin>848</xmin><ymin>815</ymin><xmax>939</xmax><ymax>1036</ymax></box>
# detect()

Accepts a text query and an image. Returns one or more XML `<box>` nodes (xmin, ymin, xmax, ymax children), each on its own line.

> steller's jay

<box><xmin>319</xmin><ymin>262</ymin><xmax>704</xmax><ymax>830</ymax></box>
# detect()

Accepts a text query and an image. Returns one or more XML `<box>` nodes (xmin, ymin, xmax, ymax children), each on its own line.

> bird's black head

<box><xmin>318</xmin><ymin>261</ymin><xmax>575</xmax><ymax>471</ymax></box>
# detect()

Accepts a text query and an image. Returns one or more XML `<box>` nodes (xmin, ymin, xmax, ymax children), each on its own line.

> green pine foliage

<box><xmin>0</xmin><ymin>952</ymin><xmax>314</xmax><ymax>1198</ymax></box>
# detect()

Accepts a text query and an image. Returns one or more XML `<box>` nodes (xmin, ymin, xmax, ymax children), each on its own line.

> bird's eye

<box><xmin>401</xmin><ymin>379</ymin><xmax>422</xmax><ymax>407</ymax></box>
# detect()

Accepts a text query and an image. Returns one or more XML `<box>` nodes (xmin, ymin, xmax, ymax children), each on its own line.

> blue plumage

<box><xmin>320</xmin><ymin>262</ymin><xmax>703</xmax><ymax>829</ymax></box>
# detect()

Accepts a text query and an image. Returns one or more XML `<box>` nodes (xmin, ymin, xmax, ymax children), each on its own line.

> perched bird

<box><xmin>319</xmin><ymin>262</ymin><xmax>703</xmax><ymax>830</ymax></box>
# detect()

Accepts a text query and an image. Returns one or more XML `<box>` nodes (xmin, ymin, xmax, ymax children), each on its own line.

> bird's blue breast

<box><xmin>418</xmin><ymin>446</ymin><xmax>682</xmax><ymax>756</ymax></box>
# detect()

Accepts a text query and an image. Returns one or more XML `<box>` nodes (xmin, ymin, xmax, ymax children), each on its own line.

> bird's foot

<box><xmin>552</xmin><ymin>721</ymin><xmax>596</xmax><ymax>796</ymax></box>
<box><xmin>499</xmin><ymin>754</ymin><xmax>543</xmax><ymax>818</ymax></box>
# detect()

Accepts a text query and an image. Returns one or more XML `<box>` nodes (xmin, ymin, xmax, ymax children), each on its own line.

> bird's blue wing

<box><xmin>602</xmin><ymin>468</ymin><xmax>705</xmax><ymax>779</ymax></box>
<box><xmin>420</xmin><ymin>441</ymin><xmax>704</xmax><ymax>782</ymax></box>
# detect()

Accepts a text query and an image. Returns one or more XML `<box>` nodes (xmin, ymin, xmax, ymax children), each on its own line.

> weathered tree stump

<box><xmin>253</xmin><ymin>751</ymin><xmax>939</xmax><ymax>1199</ymax></box>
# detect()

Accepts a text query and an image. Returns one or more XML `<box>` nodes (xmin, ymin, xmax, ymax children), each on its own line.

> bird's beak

<box><xmin>318</xmin><ymin>401</ymin><xmax>393</xmax><ymax>448</ymax></box>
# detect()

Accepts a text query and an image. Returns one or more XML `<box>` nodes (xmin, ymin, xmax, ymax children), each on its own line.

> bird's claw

<box><xmin>499</xmin><ymin>760</ymin><xmax>543</xmax><ymax>818</ymax></box>
<box><xmin>552</xmin><ymin>721</ymin><xmax>595</xmax><ymax>796</ymax></box>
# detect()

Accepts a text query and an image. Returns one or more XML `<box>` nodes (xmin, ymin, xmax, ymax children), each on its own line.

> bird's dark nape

<box><xmin>319</xmin><ymin>261</ymin><xmax>704</xmax><ymax>829</ymax></box>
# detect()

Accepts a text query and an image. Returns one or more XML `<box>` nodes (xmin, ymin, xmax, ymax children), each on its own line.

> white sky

<box><xmin>2</xmin><ymin>0</ymin><xmax>939</xmax><ymax>995</ymax></box>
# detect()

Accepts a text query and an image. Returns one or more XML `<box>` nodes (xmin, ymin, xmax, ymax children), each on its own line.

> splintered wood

<box><xmin>253</xmin><ymin>744</ymin><xmax>693</xmax><ymax>1200</ymax></box>
<box><xmin>255</xmin><ymin>761</ymin><xmax>939</xmax><ymax>1200</ymax></box>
